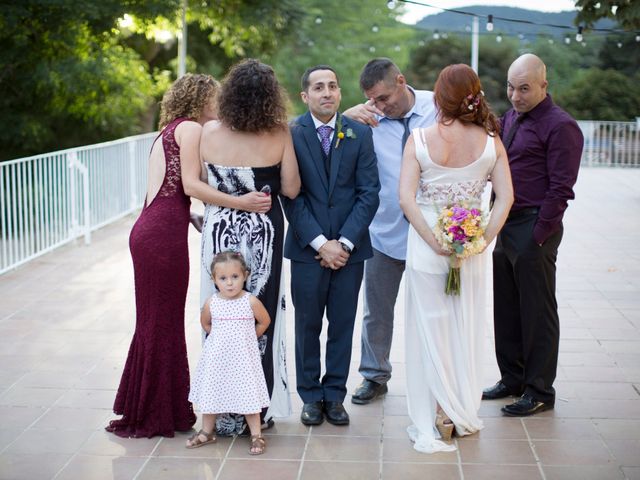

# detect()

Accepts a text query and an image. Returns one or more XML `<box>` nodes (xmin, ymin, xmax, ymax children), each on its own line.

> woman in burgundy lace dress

<box><xmin>105</xmin><ymin>74</ymin><xmax>220</xmax><ymax>437</ymax></box>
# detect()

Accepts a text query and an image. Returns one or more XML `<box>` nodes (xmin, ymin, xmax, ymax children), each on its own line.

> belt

<box><xmin>508</xmin><ymin>207</ymin><xmax>539</xmax><ymax>219</ymax></box>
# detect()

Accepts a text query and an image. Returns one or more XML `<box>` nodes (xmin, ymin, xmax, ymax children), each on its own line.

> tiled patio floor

<box><xmin>0</xmin><ymin>167</ymin><xmax>639</xmax><ymax>480</ymax></box>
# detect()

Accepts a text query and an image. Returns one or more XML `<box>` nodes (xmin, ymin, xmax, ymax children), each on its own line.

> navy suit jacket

<box><xmin>283</xmin><ymin>111</ymin><xmax>380</xmax><ymax>264</ymax></box>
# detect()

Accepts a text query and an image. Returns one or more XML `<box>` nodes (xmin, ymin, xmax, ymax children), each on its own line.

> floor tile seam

<box><xmin>0</xmin><ymin>403</ymin><xmax>55</xmax><ymax>455</ymax></box>
<box><xmin>50</xmin><ymin>423</ymin><xmax>102</xmax><ymax>480</ymax></box>
<box><xmin>521</xmin><ymin>417</ymin><xmax>548</xmax><ymax>480</ymax></box>
<box><xmin>590</xmin><ymin>417</ymin><xmax>628</xmax><ymax>466</ymax></box>
<box><xmin>214</xmin><ymin>434</ymin><xmax>238</xmax><ymax>480</ymax></box>
<box><xmin>306</xmin><ymin>433</ymin><xmax>385</xmax><ymax>438</ymax></box>
<box><xmin>218</xmin><ymin>455</ymin><xmax>306</xmax><ymax>461</ymax></box>
<box><xmin>132</xmin><ymin>437</ymin><xmax>164</xmax><ymax>480</ymax></box>
<box><xmin>302</xmin><ymin>459</ymin><xmax>381</xmax><ymax>464</ymax></box>
<box><xmin>378</xmin><ymin>414</ymin><xmax>384</xmax><ymax>480</ymax></box>
<box><xmin>454</xmin><ymin>437</ymin><xmax>464</xmax><ymax>479</ymax></box>
<box><xmin>0</xmin><ymin>371</ymin><xmax>34</xmax><ymax>402</ymax></box>
<box><xmin>49</xmin><ymin>414</ymin><xmax>113</xmax><ymax>480</ymax></box>
<box><xmin>294</xmin><ymin>423</ymin><xmax>312</xmax><ymax>480</ymax></box>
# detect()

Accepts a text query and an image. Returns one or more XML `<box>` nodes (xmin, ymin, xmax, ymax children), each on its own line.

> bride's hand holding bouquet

<box><xmin>433</xmin><ymin>203</ymin><xmax>487</xmax><ymax>295</ymax></box>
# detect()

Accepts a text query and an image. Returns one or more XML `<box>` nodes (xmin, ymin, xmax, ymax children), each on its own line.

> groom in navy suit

<box><xmin>283</xmin><ymin>65</ymin><xmax>380</xmax><ymax>426</ymax></box>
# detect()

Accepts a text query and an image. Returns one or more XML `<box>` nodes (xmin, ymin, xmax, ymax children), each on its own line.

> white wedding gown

<box><xmin>405</xmin><ymin>129</ymin><xmax>496</xmax><ymax>453</ymax></box>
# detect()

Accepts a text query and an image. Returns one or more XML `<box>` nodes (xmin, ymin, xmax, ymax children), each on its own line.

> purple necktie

<box><xmin>317</xmin><ymin>125</ymin><xmax>333</xmax><ymax>157</ymax></box>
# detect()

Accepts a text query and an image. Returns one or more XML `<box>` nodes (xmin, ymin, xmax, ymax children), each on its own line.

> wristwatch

<box><xmin>339</xmin><ymin>241</ymin><xmax>352</xmax><ymax>254</ymax></box>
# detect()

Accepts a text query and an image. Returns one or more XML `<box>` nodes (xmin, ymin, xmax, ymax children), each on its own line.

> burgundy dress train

<box><xmin>107</xmin><ymin>118</ymin><xmax>197</xmax><ymax>437</ymax></box>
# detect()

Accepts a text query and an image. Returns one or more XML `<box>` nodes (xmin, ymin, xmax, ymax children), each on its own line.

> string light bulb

<box><xmin>496</xmin><ymin>33</ymin><xmax>502</xmax><ymax>43</ymax></box>
<box><xmin>386</xmin><ymin>0</ymin><xmax>396</xmax><ymax>9</ymax></box>
<box><xmin>433</xmin><ymin>30</ymin><xmax>440</xmax><ymax>40</ymax></box>
<box><xmin>576</xmin><ymin>26</ymin><xmax>583</xmax><ymax>42</ymax></box>
<box><xmin>314</xmin><ymin>16</ymin><xmax>322</xmax><ymax>24</ymax></box>
<box><xmin>564</xmin><ymin>35</ymin><xmax>571</xmax><ymax>44</ymax></box>
<box><xmin>635</xmin><ymin>33</ymin><xmax>640</xmax><ymax>42</ymax></box>
<box><xmin>617</xmin><ymin>41</ymin><xmax>623</xmax><ymax>48</ymax></box>
<box><xmin>486</xmin><ymin>14</ymin><xmax>494</xmax><ymax>32</ymax></box>
<box><xmin>371</xmin><ymin>24</ymin><xmax>379</xmax><ymax>33</ymax></box>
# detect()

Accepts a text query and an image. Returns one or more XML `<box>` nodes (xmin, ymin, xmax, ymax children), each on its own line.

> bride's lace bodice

<box><xmin>413</xmin><ymin>128</ymin><xmax>496</xmax><ymax>209</ymax></box>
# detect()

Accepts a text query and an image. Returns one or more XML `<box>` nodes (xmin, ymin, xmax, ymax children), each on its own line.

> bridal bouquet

<box><xmin>433</xmin><ymin>204</ymin><xmax>487</xmax><ymax>295</ymax></box>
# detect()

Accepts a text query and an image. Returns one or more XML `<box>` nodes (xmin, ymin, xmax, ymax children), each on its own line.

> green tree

<box><xmin>268</xmin><ymin>0</ymin><xmax>416</xmax><ymax>114</ymax></box>
<box><xmin>597</xmin><ymin>34</ymin><xmax>640</xmax><ymax>76</ymax></box>
<box><xmin>0</xmin><ymin>0</ymin><xmax>303</xmax><ymax>161</ymax></box>
<box><xmin>556</xmin><ymin>68</ymin><xmax>640</xmax><ymax>120</ymax></box>
<box><xmin>575</xmin><ymin>0</ymin><xmax>640</xmax><ymax>30</ymax></box>
<box><xmin>0</xmin><ymin>0</ymin><xmax>178</xmax><ymax>160</ymax></box>
<box><xmin>405</xmin><ymin>34</ymin><xmax>519</xmax><ymax>115</ymax></box>
<box><xmin>529</xmin><ymin>35</ymin><xmax>603</xmax><ymax>100</ymax></box>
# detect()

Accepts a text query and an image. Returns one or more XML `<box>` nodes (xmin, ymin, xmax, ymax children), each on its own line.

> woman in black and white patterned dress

<box><xmin>197</xmin><ymin>59</ymin><xmax>300</xmax><ymax>436</ymax></box>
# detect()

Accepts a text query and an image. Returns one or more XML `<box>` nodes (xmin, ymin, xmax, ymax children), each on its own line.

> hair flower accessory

<box><xmin>335</xmin><ymin>116</ymin><xmax>357</xmax><ymax>148</ymax></box>
<box><xmin>465</xmin><ymin>90</ymin><xmax>484</xmax><ymax>111</ymax></box>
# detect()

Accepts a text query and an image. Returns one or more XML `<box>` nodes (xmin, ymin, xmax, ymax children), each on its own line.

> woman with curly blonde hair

<box><xmin>107</xmin><ymin>73</ymin><xmax>223</xmax><ymax>438</ymax></box>
<box><xmin>187</xmin><ymin>59</ymin><xmax>300</xmax><ymax>443</ymax></box>
<box><xmin>398</xmin><ymin>64</ymin><xmax>513</xmax><ymax>453</ymax></box>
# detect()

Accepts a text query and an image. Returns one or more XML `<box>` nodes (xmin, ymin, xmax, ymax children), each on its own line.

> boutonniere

<box><xmin>335</xmin><ymin>116</ymin><xmax>357</xmax><ymax>148</ymax></box>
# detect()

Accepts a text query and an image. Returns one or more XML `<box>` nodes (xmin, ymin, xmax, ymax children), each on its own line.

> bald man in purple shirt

<box><xmin>482</xmin><ymin>54</ymin><xmax>583</xmax><ymax>416</ymax></box>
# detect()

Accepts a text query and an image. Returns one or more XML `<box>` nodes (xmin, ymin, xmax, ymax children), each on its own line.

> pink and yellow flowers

<box><xmin>433</xmin><ymin>204</ymin><xmax>487</xmax><ymax>295</ymax></box>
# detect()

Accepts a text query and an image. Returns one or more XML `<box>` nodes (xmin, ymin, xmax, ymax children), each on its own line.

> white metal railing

<box><xmin>1</xmin><ymin>120</ymin><xmax>639</xmax><ymax>275</ymax></box>
<box><xmin>0</xmin><ymin>132</ymin><xmax>157</xmax><ymax>274</ymax></box>
<box><xmin>578</xmin><ymin>120</ymin><xmax>640</xmax><ymax>167</ymax></box>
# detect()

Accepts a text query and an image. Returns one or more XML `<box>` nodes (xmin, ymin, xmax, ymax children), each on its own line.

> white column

<box><xmin>178</xmin><ymin>0</ymin><xmax>187</xmax><ymax>77</ymax></box>
<box><xmin>471</xmin><ymin>16</ymin><xmax>479</xmax><ymax>73</ymax></box>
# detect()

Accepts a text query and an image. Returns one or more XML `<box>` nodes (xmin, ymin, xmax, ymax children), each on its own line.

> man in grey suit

<box><xmin>283</xmin><ymin>65</ymin><xmax>380</xmax><ymax>426</ymax></box>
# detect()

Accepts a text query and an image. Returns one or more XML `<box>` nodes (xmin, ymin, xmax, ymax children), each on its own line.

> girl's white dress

<box><xmin>405</xmin><ymin>129</ymin><xmax>496</xmax><ymax>453</ymax></box>
<box><xmin>190</xmin><ymin>292</ymin><xmax>270</xmax><ymax>414</ymax></box>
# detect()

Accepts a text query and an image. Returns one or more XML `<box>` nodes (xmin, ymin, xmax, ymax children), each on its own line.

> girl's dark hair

<box><xmin>217</xmin><ymin>59</ymin><xmax>289</xmax><ymax>133</ymax></box>
<box><xmin>210</xmin><ymin>250</ymin><xmax>250</xmax><ymax>278</ymax></box>
<box><xmin>158</xmin><ymin>73</ymin><xmax>219</xmax><ymax>129</ymax></box>
<box><xmin>434</xmin><ymin>64</ymin><xmax>500</xmax><ymax>136</ymax></box>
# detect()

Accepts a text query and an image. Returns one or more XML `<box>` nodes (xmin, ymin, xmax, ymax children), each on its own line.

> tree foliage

<box><xmin>575</xmin><ymin>0</ymin><xmax>640</xmax><ymax>30</ymax></box>
<box><xmin>0</xmin><ymin>0</ymin><xmax>178</xmax><ymax>160</ymax></box>
<box><xmin>0</xmin><ymin>0</ymin><xmax>302</xmax><ymax>160</ymax></box>
<box><xmin>556</xmin><ymin>68</ymin><xmax>640</xmax><ymax>120</ymax></box>
<box><xmin>405</xmin><ymin>35</ymin><xmax>519</xmax><ymax>115</ymax></box>
<box><xmin>267</xmin><ymin>0</ymin><xmax>416</xmax><ymax>115</ymax></box>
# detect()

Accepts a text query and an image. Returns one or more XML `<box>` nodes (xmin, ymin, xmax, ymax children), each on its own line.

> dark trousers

<box><xmin>291</xmin><ymin>260</ymin><xmax>364</xmax><ymax>404</ymax></box>
<box><xmin>492</xmin><ymin>212</ymin><xmax>563</xmax><ymax>403</ymax></box>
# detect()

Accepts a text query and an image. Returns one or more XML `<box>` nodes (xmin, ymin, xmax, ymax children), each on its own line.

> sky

<box><xmin>399</xmin><ymin>0</ymin><xmax>579</xmax><ymax>24</ymax></box>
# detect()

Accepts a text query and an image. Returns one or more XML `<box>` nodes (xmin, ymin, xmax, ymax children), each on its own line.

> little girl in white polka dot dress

<box><xmin>187</xmin><ymin>251</ymin><xmax>271</xmax><ymax>455</ymax></box>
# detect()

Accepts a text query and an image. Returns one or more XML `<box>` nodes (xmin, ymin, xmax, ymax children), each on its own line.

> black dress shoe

<box><xmin>300</xmin><ymin>401</ymin><xmax>324</xmax><ymax>426</ymax></box>
<box><xmin>501</xmin><ymin>394</ymin><xmax>554</xmax><ymax>417</ymax></box>
<box><xmin>482</xmin><ymin>381</ymin><xmax>523</xmax><ymax>400</ymax></box>
<box><xmin>323</xmin><ymin>401</ymin><xmax>350</xmax><ymax>425</ymax></box>
<box><xmin>351</xmin><ymin>379</ymin><xmax>388</xmax><ymax>405</ymax></box>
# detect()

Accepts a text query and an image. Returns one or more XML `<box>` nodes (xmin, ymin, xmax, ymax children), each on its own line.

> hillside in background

<box><xmin>416</xmin><ymin>5</ymin><xmax>617</xmax><ymax>39</ymax></box>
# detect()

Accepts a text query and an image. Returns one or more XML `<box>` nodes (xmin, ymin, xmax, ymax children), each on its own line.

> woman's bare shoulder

<box><xmin>202</xmin><ymin>120</ymin><xmax>224</xmax><ymax>135</ymax></box>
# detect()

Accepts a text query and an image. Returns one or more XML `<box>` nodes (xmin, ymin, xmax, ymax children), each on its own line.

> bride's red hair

<box><xmin>434</xmin><ymin>64</ymin><xmax>500</xmax><ymax>136</ymax></box>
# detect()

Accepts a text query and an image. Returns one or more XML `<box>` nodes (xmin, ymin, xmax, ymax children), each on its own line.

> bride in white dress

<box><xmin>398</xmin><ymin>64</ymin><xmax>513</xmax><ymax>453</ymax></box>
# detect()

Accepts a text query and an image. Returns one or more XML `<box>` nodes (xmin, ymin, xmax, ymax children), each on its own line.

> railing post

<box><xmin>68</xmin><ymin>151</ymin><xmax>78</xmax><ymax>239</ymax></box>
<box><xmin>129</xmin><ymin>141</ymin><xmax>137</xmax><ymax>211</ymax></box>
<box><xmin>81</xmin><ymin>161</ymin><xmax>91</xmax><ymax>245</ymax></box>
<box><xmin>68</xmin><ymin>150</ymin><xmax>91</xmax><ymax>245</ymax></box>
